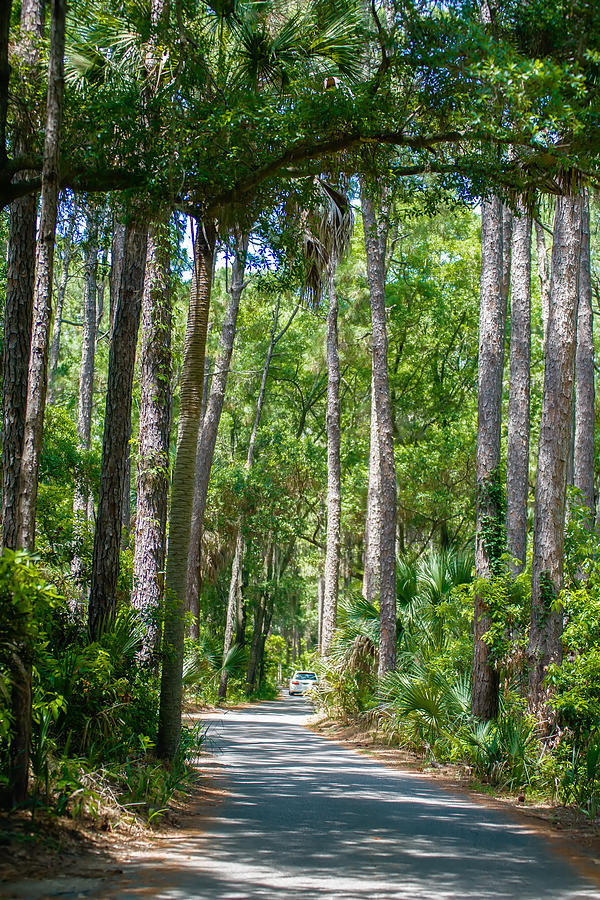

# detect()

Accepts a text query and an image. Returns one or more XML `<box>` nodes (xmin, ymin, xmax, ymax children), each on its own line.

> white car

<box><xmin>288</xmin><ymin>671</ymin><xmax>318</xmax><ymax>696</ymax></box>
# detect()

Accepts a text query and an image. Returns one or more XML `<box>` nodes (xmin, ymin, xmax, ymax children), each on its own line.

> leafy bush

<box><xmin>0</xmin><ymin>551</ymin><xmax>201</xmax><ymax>821</ymax></box>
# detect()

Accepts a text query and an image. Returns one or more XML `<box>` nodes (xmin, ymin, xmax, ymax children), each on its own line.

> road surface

<box><xmin>3</xmin><ymin>697</ymin><xmax>600</xmax><ymax>899</ymax></box>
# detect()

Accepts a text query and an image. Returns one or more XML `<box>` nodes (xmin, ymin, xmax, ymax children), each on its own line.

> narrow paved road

<box><xmin>99</xmin><ymin>697</ymin><xmax>599</xmax><ymax>899</ymax></box>
<box><xmin>3</xmin><ymin>697</ymin><xmax>600</xmax><ymax>899</ymax></box>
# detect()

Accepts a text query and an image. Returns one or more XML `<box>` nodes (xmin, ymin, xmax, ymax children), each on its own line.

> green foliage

<box><xmin>477</xmin><ymin>467</ymin><xmax>507</xmax><ymax>575</ymax></box>
<box><xmin>466</xmin><ymin>561</ymin><xmax>530</xmax><ymax>673</ymax></box>
<box><xmin>0</xmin><ymin>550</ymin><xmax>199</xmax><ymax>818</ymax></box>
<box><xmin>0</xmin><ymin>551</ymin><xmax>64</xmax><ymax>789</ymax></box>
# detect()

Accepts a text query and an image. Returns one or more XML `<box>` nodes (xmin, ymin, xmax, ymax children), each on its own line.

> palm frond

<box><xmin>303</xmin><ymin>0</ymin><xmax>365</xmax><ymax>81</ymax></box>
<box><xmin>302</xmin><ymin>179</ymin><xmax>353</xmax><ymax>307</ymax></box>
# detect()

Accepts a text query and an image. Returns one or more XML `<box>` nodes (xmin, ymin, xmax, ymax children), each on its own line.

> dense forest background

<box><xmin>2</xmin><ymin>0</ymin><xmax>600</xmax><ymax>826</ymax></box>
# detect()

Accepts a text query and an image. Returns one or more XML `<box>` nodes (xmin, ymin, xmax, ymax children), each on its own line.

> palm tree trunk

<box><xmin>187</xmin><ymin>230</ymin><xmax>249</xmax><ymax>636</ymax></box>
<box><xmin>361</xmin><ymin>188</ymin><xmax>397</xmax><ymax>677</ymax></box>
<box><xmin>573</xmin><ymin>190</ymin><xmax>594</xmax><ymax>525</ymax></box>
<box><xmin>72</xmin><ymin>206</ymin><xmax>100</xmax><ymax>589</ymax></box>
<box><xmin>158</xmin><ymin>220</ymin><xmax>216</xmax><ymax>758</ymax></box>
<box><xmin>88</xmin><ymin>221</ymin><xmax>147</xmax><ymax>639</ymax></box>
<box><xmin>506</xmin><ymin>202</ymin><xmax>532</xmax><ymax>574</ymax></box>
<box><xmin>1</xmin><ymin>0</ymin><xmax>43</xmax><ymax>551</ymax></box>
<box><xmin>472</xmin><ymin>196</ymin><xmax>506</xmax><ymax>721</ymax></box>
<box><xmin>16</xmin><ymin>0</ymin><xmax>66</xmax><ymax>552</ymax></box>
<box><xmin>321</xmin><ymin>267</ymin><xmax>341</xmax><ymax>654</ymax></box>
<box><xmin>528</xmin><ymin>192</ymin><xmax>583</xmax><ymax>711</ymax></box>
<box><xmin>132</xmin><ymin>220</ymin><xmax>173</xmax><ymax>659</ymax></box>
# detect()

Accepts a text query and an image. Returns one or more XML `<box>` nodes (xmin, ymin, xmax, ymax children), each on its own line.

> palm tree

<box><xmin>301</xmin><ymin>180</ymin><xmax>353</xmax><ymax>655</ymax></box>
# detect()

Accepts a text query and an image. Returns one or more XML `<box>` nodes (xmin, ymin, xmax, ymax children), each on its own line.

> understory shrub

<box><xmin>0</xmin><ymin>550</ymin><xmax>203</xmax><ymax>822</ymax></box>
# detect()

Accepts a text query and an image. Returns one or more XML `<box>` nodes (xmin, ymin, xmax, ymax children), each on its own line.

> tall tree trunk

<box><xmin>573</xmin><ymin>190</ymin><xmax>594</xmax><ymax>525</ymax></box>
<box><xmin>528</xmin><ymin>192</ymin><xmax>583</xmax><ymax>711</ymax></box>
<box><xmin>361</xmin><ymin>188</ymin><xmax>397</xmax><ymax>677</ymax></box>
<box><xmin>200</xmin><ymin>355</ymin><xmax>212</xmax><ymax>427</ymax></box>
<box><xmin>8</xmin><ymin>0</ymin><xmax>65</xmax><ymax>808</ymax></box>
<box><xmin>48</xmin><ymin>204</ymin><xmax>77</xmax><ymax>402</ymax></box>
<box><xmin>535</xmin><ymin>218</ymin><xmax>552</xmax><ymax>349</ymax></box>
<box><xmin>506</xmin><ymin>202</ymin><xmax>532</xmax><ymax>574</ymax></box>
<box><xmin>16</xmin><ymin>0</ymin><xmax>66</xmax><ymax>552</ymax></box>
<box><xmin>187</xmin><ymin>230</ymin><xmax>249</xmax><ymax>636</ymax></box>
<box><xmin>121</xmin><ymin>454</ymin><xmax>132</xmax><ymax>550</ymax></box>
<box><xmin>158</xmin><ymin>221</ymin><xmax>216</xmax><ymax>758</ymax></box>
<box><xmin>0</xmin><ymin>1</ymin><xmax>12</xmax><ymax>171</ymax></box>
<box><xmin>2</xmin><ymin>195</ymin><xmax>36</xmax><ymax>549</ymax></box>
<box><xmin>362</xmin><ymin>376</ymin><xmax>381</xmax><ymax>603</ymax></box>
<box><xmin>317</xmin><ymin>572</ymin><xmax>325</xmax><ymax>651</ymax></box>
<box><xmin>219</xmin><ymin>298</ymin><xmax>282</xmax><ymax>700</ymax></box>
<box><xmin>1</xmin><ymin>0</ymin><xmax>43</xmax><ymax>551</ymax></box>
<box><xmin>109</xmin><ymin>221</ymin><xmax>126</xmax><ymax>339</ymax></box>
<box><xmin>246</xmin><ymin>538</ymin><xmax>273</xmax><ymax>692</ymax></box>
<box><xmin>321</xmin><ymin>267</ymin><xmax>341</xmax><ymax>654</ymax></box>
<box><xmin>72</xmin><ymin>206</ymin><xmax>100</xmax><ymax>588</ymax></box>
<box><xmin>472</xmin><ymin>196</ymin><xmax>506</xmax><ymax>721</ymax></box>
<box><xmin>132</xmin><ymin>221</ymin><xmax>172</xmax><ymax>659</ymax></box>
<box><xmin>88</xmin><ymin>221</ymin><xmax>147</xmax><ymax>639</ymax></box>
<box><xmin>501</xmin><ymin>204</ymin><xmax>513</xmax><ymax>318</ymax></box>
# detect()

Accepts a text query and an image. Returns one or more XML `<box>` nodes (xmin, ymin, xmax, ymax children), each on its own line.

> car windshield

<box><xmin>295</xmin><ymin>672</ymin><xmax>317</xmax><ymax>679</ymax></box>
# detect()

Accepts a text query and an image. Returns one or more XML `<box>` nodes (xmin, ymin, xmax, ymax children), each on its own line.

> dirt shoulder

<box><xmin>0</xmin><ymin>760</ymin><xmax>227</xmax><ymax>888</ymax></box>
<box><xmin>307</xmin><ymin>713</ymin><xmax>600</xmax><ymax>885</ymax></box>
<box><xmin>0</xmin><ymin>699</ymin><xmax>235</xmax><ymax>891</ymax></box>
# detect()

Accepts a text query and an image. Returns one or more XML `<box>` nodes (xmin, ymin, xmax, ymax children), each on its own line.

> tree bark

<box><xmin>501</xmin><ymin>203</ymin><xmax>513</xmax><ymax>319</ymax></box>
<box><xmin>0</xmin><ymin>1</ymin><xmax>12</xmax><ymax>169</ymax></box>
<box><xmin>132</xmin><ymin>221</ymin><xmax>172</xmax><ymax>659</ymax></box>
<box><xmin>361</xmin><ymin>187</ymin><xmax>397</xmax><ymax>677</ymax></box>
<box><xmin>317</xmin><ymin>571</ymin><xmax>325</xmax><ymax>651</ymax></box>
<box><xmin>472</xmin><ymin>196</ymin><xmax>506</xmax><ymax>721</ymax></box>
<box><xmin>158</xmin><ymin>221</ymin><xmax>216</xmax><ymax>758</ymax></box>
<box><xmin>48</xmin><ymin>204</ymin><xmax>77</xmax><ymax>402</ymax></box>
<box><xmin>246</xmin><ymin>538</ymin><xmax>273</xmax><ymax>692</ymax></box>
<box><xmin>88</xmin><ymin>221</ymin><xmax>147</xmax><ymax>639</ymax></box>
<box><xmin>528</xmin><ymin>192</ymin><xmax>582</xmax><ymax>711</ymax></box>
<box><xmin>109</xmin><ymin>221</ymin><xmax>126</xmax><ymax>339</ymax></box>
<box><xmin>506</xmin><ymin>202</ymin><xmax>531</xmax><ymax>574</ymax></box>
<box><xmin>186</xmin><ymin>230</ymin><xmax>249</xmax><ymax>636</ymax></box>
<box><xmin>1</xmin><ymin>0</ymin><xmax>43</xmax><ymax>551</ymax></box>
<box><xmin>573</xmin><ymin>190</ymin><xmax>594</xmax><ymax>525</ymax></box>
<box><xmin>16</xmin><ymin>0</ymin><xmax>66</xmax><ymax>552</ymax></box>
<box><xmin>535</xmin><ymin>218</ymin><xmax>552</xmax><ymax>349</ymax></box>
<box><xmin>121</xmin><ymin>454</ymin><xmax>132</xmax><ymax>550</ymax></box>
<box><xmin>363</xmin><ymin>375</ymin><xmax>381</xmax><ymax>604</ymax></box>
<box><xmin>321</xmin><ymin>267</ymin><xmax>341</xmax><ymax>655</ymax></box>
<box><xmin>72</xmin><ymin>205</ymin><xmax>100</xmax><ymax>588</ymax></box>
<box><xmin>2</xmin><ymin>195</ymin><xmax>36</xmax><ymax>549</ymax></box>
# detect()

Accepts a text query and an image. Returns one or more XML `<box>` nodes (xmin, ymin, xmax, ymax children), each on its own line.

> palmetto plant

<box><xmin>182</xmin><ymin>636</ymin><xmax>248</xmax><ymax>693</ymax></box>
<box><xmin>317</xmin><ymin>547</ymin><xmax>474</xmax><ymax>723</ymax></box>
